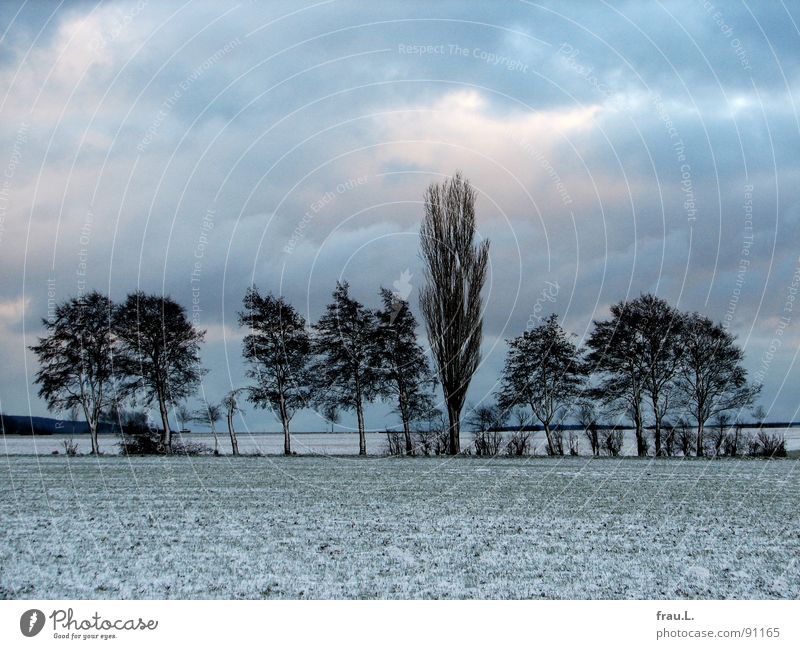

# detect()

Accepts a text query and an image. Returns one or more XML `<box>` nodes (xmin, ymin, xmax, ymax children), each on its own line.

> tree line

<box><xmin>492</xmin><ymin>299</ymin><xmax>764</xmax><ymax>458</ymax></box>
<box><xmin>28</xmin><ymin>280</ymin><xmax>436</xmax><ymax>457</ymax></box>
<box><xmin>28</xmin><ymin>172</ymin><xmax>771</xmax><ymax>458</ymax></box>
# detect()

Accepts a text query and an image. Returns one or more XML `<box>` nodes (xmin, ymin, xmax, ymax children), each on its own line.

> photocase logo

<box><xmin>20</xmin><ymin>609</ymin><xmax>45</xmax><ymax>637</ymax></box>
<box><xmin>390</xmin><ymin>269</ymin><xmax>413</xmax><ymax>323</ymax></box>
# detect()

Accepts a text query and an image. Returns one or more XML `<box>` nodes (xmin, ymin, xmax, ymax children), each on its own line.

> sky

<box><xmin>1</xmin><ymin>0</ymin><xmax>799</xmax><ymax>433</ymax></box>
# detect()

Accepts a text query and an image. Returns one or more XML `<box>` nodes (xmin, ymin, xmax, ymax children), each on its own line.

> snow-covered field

<box><xmin>3</xmin><ymin>427</ymin><xmax>800</xmax><ymax>456</ymax></box>
<box><xmin>1</xmin><ymin>455</ymin><xmax>798</xmax><ymax>599</ymax></box>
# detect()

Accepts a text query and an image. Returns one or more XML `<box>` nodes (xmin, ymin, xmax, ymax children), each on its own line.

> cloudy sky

<box><xmin>1</xmin><ymin>0</ymin><xmax>799</xmax><ymax>432</ymax></box>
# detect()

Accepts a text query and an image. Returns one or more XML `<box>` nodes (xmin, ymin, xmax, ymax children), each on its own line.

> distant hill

<box><xmin>1</xmin><ymin>413</ymin><xmax>797</xmax><ymax>436</ymax></box>
<box><xmin>0</xmin><ymin>414</ymin><xmax>121</xmax><ymax>436</ymax></box>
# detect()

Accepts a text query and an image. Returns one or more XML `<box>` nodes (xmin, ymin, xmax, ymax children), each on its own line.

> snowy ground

<box><xmin>1</xmin><ymin>455</ymin><xmax>798</xmax><ymax>599</ymax></box>
<box><xmin>3</xmin><ymin>427</ymin><xmax>800</xmax><ymax>456</ymax></box>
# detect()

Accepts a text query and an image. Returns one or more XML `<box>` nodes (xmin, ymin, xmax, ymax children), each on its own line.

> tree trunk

<box><xmin>446</xmin><ymin>401</ymin><xmax>460</xmax><ymax>455</ymax></box>
<box><xmin>399</xmin><ymin>390</ymin><xmax>413</xmax><ymax>455</ymax></box>
<box><xmin>402</xmin><ymin>417</ymin><xmax>413</xmax><ymax>456</ymax></box>
<box><xmin>158</xmin><ymin>395</ymin><xmax>171</xmax><ymax>453</ymax></box>
<box><xmin>83</xmin><ymin>403</ymin><xmax>100</xmax><ymax>455</ymax></box>
<box><xmin>696</xmin><ymin>421</ymin><xmax>705</xmax><ymax>457</ymax></box>
<box><xmin>654</xmin><ymin>411</ymin><xmax>663</xmax><ymax>457</ymax></box>
<box><xmin>227</xmin><ymin>411</ymin><xmax>239</xmax><ymax>455</ymax></box>
<box><xmin>356</xmin><ymin>399</ymin><xmax>366</xmax><ymax>455</ymax></box>
<box><xmin>89</xmin><ymin>421</ymin><xmax>99</xmax><ymax>455</ymax></box>
<box><xmin>633</xmin><ymin>403</ymin><xmax>646</xmax><ymax>456</ymax></box>
<box><xmin>543</xmin><ymin>422</ymin><xmax>556</xmax><ymax>456</ymax></box>
<box><xmin>280</xmin><ymin>398</ymin><xmax>291</xmax><ymax>455</ymax></box>
<box><xmin>210</xmin><ymin>423</ymin><xmax>219</xmax><ymax>455</ymax></box>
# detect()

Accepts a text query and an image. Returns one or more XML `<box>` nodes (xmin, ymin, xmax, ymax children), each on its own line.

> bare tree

<box><xmin>114</xmin><ymin>292</ymin><xmax>206</xmax><ymax>452</ymax></box>
<box><xmin>568</xmin><ymin>431</ymin><xmax>580</xmax><ymax>455</ymax></box>
<box><xmin>663</xmin><ymin>420</ymin><xmax>676</xmax><ymax>456</ymax></box>
<box><xmin>195</xmin><ymin>400</ymin><xmax>222</xmax><ymax>455</ymax></box>
<box><xmin>467</xmin><ymin>402</ymin><xmax>505</xmax><ymax>456</ymax></box>
<box><xmin>678</xmin><ymin>313</ymin><xmax>760</xmax><ymax>457</ymax></box>
<box><xmin>603</xmin><ymin>427</ymin><xmax>624</xmax><ymax>457</ymax></box>
<box><xmin>322</xmin><ymin>404</ymin><xmax>340</xmax><ymax>433</ymax></box>
<box><xmin>30</xmin><ymin>291</ymin><xmax>117</xmax><ymax>455</ymax></box>
<box><xmin>414</xmin><ymin>407</ymin><xmax>448</xmax><ymax>456</ymax></box>
<box><xmin>723</xmin><ymin>417</ymin><xmax>745</xmax><ymax>457</ymax></box>
<box><xmin>587</xmin><ymin>295</ymin><xmax>683</xmax><ymax>456</ymax></box>
<box><xmin>586</xmin><ymin>303</ymin><xmax>647</xmax><ymax>456</ymax></box>
<box><xmin>312</xmin><ymin>282</ymin><xmax>381</xmax><ymax>455</ymax></box>
<box><xmin>222</xmin><ymin>389</ymin><xmax>247</xmax><ymax>455</ymax></box>
<box><xmin>631</xmin><ymin>295</ymin><xmax>684</xmax><ymax>456</ymax></box>
<box><xmin>751</xmin><ymin>405</ymin><xmax>767</xmax><ymax>428</ymax></box>
<box><xmin>709</xmin><ymin>413</ymin><xmax>730</xmax><ymax>457</ymax></box>
<box><xmin>374</xmin><ymin>288</ymin><xmax>437</xmax><ymax>455</ymax></box>
<box><xmin>176</xmin><ymin>404</ymin><xmax>192</xmax><ymax>431</ymax></box>
<box><xmin>419</xmin><ymin>172</ymin><xmax>489</xmax><ymax>454</ymax></box>
<box><xmin>497</xmin><ymin>314</ymin><xmax>584</xmax><ymax>456</ymax></box>
<box><xmin>577</xmin><ymin>401</ymin><xmax>600</xmax><ymax>456</ymax></box>
<box><xmin>240</xmin><ymin>287</ymin><xmax>312</xmax><ymax>455</ymax></box>
<box><xmin>675</xmin><ymin>417</ymin><xmax>695</xmax><ymax>456</ymax></box>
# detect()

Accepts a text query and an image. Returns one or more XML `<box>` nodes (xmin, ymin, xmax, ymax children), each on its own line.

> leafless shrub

<box><xmin>62</xmin><ymin>438</ymin><xmax>78</xmax><ymax>456</ymax></box>
<box><xmin>577</xmin><ymin>402</ymin><xmax>600</xmax><ymax>456</ymax></box>
<box><xmin>548</xmin><ymin>428</ymin><xmax>565</xmax><ymax>456</ymax></box>
<box><xmin>385</xmin><ymin>430</ymin><xmax>405</xmax><ymax>456</ymax></box>
<box><xmin>723</xmin><ymin>420</ymin><xmax>744</xmax><ymax>457</ymax></box>
<box><xmin>603</xmin><ymin>428</ymin><xmax>624</xmax><ymax>457</ymax></box>
<box><xmin>662</xmin><ymin>421</ymin><xmax>676</xmax><ymax>456</ymax></box>
<box><xmin>505</xmin><ymin>430</ymin><xmax>531</xmax><ymax>456</ymax></box>
<box><xmin>743</xmin><ymin>431</ymin><xmax>760</xmax><ymax>456</ymax></box>
<box><xmin>414</xmin><ymin>427</ymin><xmax>450</xmax><ymax>456</ymax></box>
<box><xmin>676</xmin><ymin>419</ymin><xmax>694</xmax><ymax>456</ymax></box>
<box><xmin>119</xmin><ymin>428</ymin><xmax>212</xmax><ymax>455</ymax></box>
<box><xmin>707</xmin><ymin>414</ymin><xmax>730</xmax><ymax>457</ymax></box>
<box><xmin>172</xmin><ymin>441</ymin><xmax>214</xmax><ymax>456</ymax></box>
<box><xmin>473</xmin><ymin>430</ymin><xmax>503</xmax><ymax>456</ymax></box>
<box><xmin>568</xmin><ymin>431</ymin><xmax>580</xmax><ymax>456</ymax></box>
<box><xmin>750</xmin><ymin>431</ymin><xmax>787</xmax><ymax>458</ymax></box>
<box><xmin>640</xmin><ymin>432</ymin><xmax>650</xmax><ymax>456</ymax></box>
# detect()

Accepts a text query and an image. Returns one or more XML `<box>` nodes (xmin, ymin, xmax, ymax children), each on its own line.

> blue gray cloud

<box><xmin>1</xmin><ymin>0</ymin><xmax>799</xmax><ymax>430</ymax></box>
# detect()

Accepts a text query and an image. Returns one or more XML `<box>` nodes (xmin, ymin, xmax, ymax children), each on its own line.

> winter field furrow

<box><xmin>0</xmin><ymin>456</ymin><xmax>798</xmax><ymax>599</ymax></box>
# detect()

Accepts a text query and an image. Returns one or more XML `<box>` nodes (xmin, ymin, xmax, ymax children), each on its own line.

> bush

<box><xmin>708</xmin><ymin>426</ymin><xmax>729</xmax><ymax>457</ymax></box>
<box><xmin>743</xmin><ymin>431</ymin><xmax>760</xmax><ymax>456</ymax></box>
<box><xmin>385</xmin><ymin>430</ymin><xmax>406</xmax><ymax>456</ymax></box>
<box><xmin>662</xmin><ymin>423</ymin><xmax>676</xmax><ymax>456</ymax></box>
<box><xmin>119</xmin><ymin>428</ymin><xmax>163</xmax><ymax>455</ymax></box>
<box><xmin>603</xmin><ymin>429</ymin><xmax>624</xmax><ymax>457</ymax></box>
<box><xmin>414</xmin><ymin>427</ymin><xmax>450</xmax><ymax>456</ymax></box>
<box><xmin>473</xmin><ymin>430</ymin><xmax>503</xmax><ymax>456</ymax></box>
<box><xmin>676</xmin><ymin>420</ymin><xmax>695</xmax><ymax>456</ymax></box>
<box><xmin>568</xmin><ymin>432</ymin><xmax>580</xmax><ymax>456</ymax></box>
<box><xmin>548</xmin><ymin>429</ymin><xmax>565</xmax><ymax>456</ymax></box>
<box><xmin>749</xmin><ymin>431</ymin><xmax>787</xmax><ymax>458</ymax></box>
<box><xmin>118</xmin><ymin>428</ymin><xmax>212</xmax><ymax>456</ymax></box>
<box><xmin>722</xmin><ymin>422</ymin><xmax>745</xmax><ymax>457</ymax></box>
<box><xmin>172</xmin><ymin>441</ymin><xmax>214</xmax><ymax>456</ymax></box>
<box><xmin>62</xmin><ymin>438</ymin><xmax>78</xmax><ymax>456</ymax></box>
<box><xmin>505</xmin><ymin>430</ymin><xmax>530</xmax><ymax>456</ymax></box>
